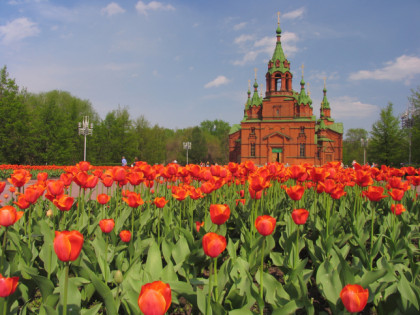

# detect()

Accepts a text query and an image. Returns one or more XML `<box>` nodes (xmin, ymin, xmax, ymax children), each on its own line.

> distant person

<box><xmin>122</xmin><ymin>156</ymin><xmax>127</xmax><ymax>167</ymax></box>
<box><xmin>131</xmin><ymin>157</ymin><xmax>138</xmax><ymax>167</ymax></box>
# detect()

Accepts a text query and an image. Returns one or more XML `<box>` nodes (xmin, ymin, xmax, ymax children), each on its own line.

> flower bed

<box><xmin>0</xmin><ymin>161</ymin><xmax>419</xmax><ymax>314</ymax></box>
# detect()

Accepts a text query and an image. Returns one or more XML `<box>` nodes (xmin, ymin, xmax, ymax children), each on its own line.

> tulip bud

<box><xmin>114</xmin><ymin>270</ymin><xmax>123</xmax><ymax>284</ymax></box>
<box><xmin>46</xmin><ymin>209</ymin><xmax>53</xmax><ymax>217</ymax></box>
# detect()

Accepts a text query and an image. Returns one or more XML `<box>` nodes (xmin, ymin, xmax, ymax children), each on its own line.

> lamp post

<box><xmin>183</xmin><ymin>142</ymin><xmax>191</xmax><ymax>165</ymax></box>
<box><xmin>78</xmin><ymin>116</ymin><xmax>93</xmax><ymax>161</ymax></box>
<box><xmin>401</xmin><ymin>106</ymin><xmax>415</xmax><ymax>165</ymax></box>
<box><xmin>360</xmin><ymin>138</ymin><xmax>368</xmax><ymax>165</ymax></box>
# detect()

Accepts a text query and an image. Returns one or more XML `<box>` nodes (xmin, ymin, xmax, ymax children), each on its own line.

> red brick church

<box><xmin>229</xmin><ymin>19</ymin><xmax>343</xmax><ymax>166</ymax></box>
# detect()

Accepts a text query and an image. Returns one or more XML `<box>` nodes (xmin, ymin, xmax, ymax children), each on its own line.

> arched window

<box><xmin>274</xmin><ymin>73</ymin><xmax>281</xmax><ymax>91</ymax></box>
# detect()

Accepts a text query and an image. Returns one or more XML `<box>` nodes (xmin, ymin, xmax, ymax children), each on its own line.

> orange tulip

<box><xmin>119</xmin><ymin>230</ymin><xmax>131</xmax><ymax>242</ymax></box>
<box><xmin>388</xmin><ymin>188</ymin><xmax>404</xmax><ymax>201</ymax></box>
<box><xmin>0</xmin><ymin>274</ymin><xmax>19</xmax><ymax>297</ymax></box>
<box><xmin>99</xmin><ymin>219</ymin><xmax>115</xmax><ymax>233</ymax></box>
<box><xmin>53</xmin><ymin>230</ymin><xmax>84</xmax><ymax>262</ymax></box>
<box><xmin>153</xmin><ymin>197</ymin><xmax>168</xmax><ymax>208</ymax></box>
<box><xmin>37</xmin><ymin>172</ymin><xmax>48</xmax><ymax>182</ymax></box>
<box><xmin>202</xmin><ymin>232</ymin><xmax>226</xmax><ymax>258</ymax></box>
<box><xmin>209</xmin><ymin>204</ymin><xmax>230</xmax><ymax>225</ymax></box>
<box><xmin>138</xmin><ymin>281</ymin><xmax>172</xmax><ymax>315</ymax></box>
<box><xmin>7</xmin><ymin>169</ymin><xmax>31</xmax><ymax>188</ymax></box>
<box><xmin>195</xmin><ymin>221</ymin><xmax>204</xmax><ymax>233</ymax></box>
<box><xmin>362</xmin><ymin>186</ymin><xmax>387</xmax><ymax>202</ymax></box>
<box><xmin>47</xmin><ymin>180</ymin><xmax>65</xmax><ymax>197</ymax></box>
<box><xmin>101</xmin><ymin>176</ymin><xmax>114</xmax><ymax>188</ymax></box>
<box><xmin>0</xmin><ymin>206</ymin><xmax>24</xmax><ymax>227</ymax></box>
<box><xmin>390</xmin><ymin>204</ymin><xmax>406</xmax><ymax>215</ymax></box>
<box><xmin>340</xmin><ymin>284</ymin><xmax>369</xmax><ymax>313</ymax></box>
<box><xmin>255</xmin><ymin>215</ymin><xmax>276</xmax><ymax>236</ymax></box>
<box><xmin>286</xmin><ymin>185</ymin><xmax>305</xmax><ymax>201</ymax></box>
<box><xmin>97</xmin><ymin>194</ymin><xmax>111</xmax><ymax>205</ymax></box>
<box><xmin>60</xmin><ymin>173</ymin><xmax>73</xmax><ymax>187</ymax></box>
<box><xmin>13</xmin><ymin>194</ymin><xmax>31</xmax><ymax>210</ymax></box>
<box><xmin>291</xmin><ymin>208</ymin><xmax>309</xmax><ymax>225</ymax></box>
<box><xmin>53</xmin><ymin>194</ymin><xmax>74</xmax><ymax>211</ymax></box>
<box><xmin>122</xmin><ymin>191</ymin><xmax>144</xmax><ymax>208</ymax></box>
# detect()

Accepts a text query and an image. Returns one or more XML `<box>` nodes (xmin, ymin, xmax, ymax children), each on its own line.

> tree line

<box><xmin>342</xmin><ymin>88</ymin><xmax>420</xmax><ymax>167</ymax></box>
<box><xmin>0</xmin><ymin>66</ymin><xmax>230</xmax><ymax>165</ymax></box>
<box><xmin>1</xmin><ymin>65</ymin><xmax>419</xmax><ymax>166</ymax></box>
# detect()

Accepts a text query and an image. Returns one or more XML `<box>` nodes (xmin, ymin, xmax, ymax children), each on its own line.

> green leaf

<box><xmin>80</xmin><ymin>303</ymin><xmax>102</xmax><ymax>315</ymax></box>
<box><xmin>397</xmin><ymin>272</ymin><xmax>419</xmax><ymax>311</ymax></box>
<box><xmin>316</xmin><ymin>260</ymin><xmax>342</xmax><ymax>312</ymax></box>
<box><xmin>144</xmin><ymin>240</ymin><xmax>162</xmax><ymax>280</ymax></box>
<box><xmin>272</xmin><ymin>299</ymin><xmax>302</xmax><ymax>315</ymax></box>
<box><xmin>359</xmin><ymin>268</ymin><xmax>387</xmax><ymax>288</ymax></box>
<box><xmin>85</xmin><ymin>267</ymin><xmax>118</xmax><ymax>315</ymax></box>
<box><xmin>171</xmin><ymin>235</ymin><xmax>190</xmax><ymax>265</ymax></box>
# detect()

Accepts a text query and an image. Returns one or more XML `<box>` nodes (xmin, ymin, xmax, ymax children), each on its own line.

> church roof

<box><xmin>229</xmin><ymin>124</ymin><xmax>241</xmax><ymax>135</ymax></box>
<box><xmin>268</xmin><ymin>22</ymin><xmax>290</xmax><ymax>75</ymax></box>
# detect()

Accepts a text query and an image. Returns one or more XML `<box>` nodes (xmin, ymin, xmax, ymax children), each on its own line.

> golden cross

<box><xmin>254</xmin><ymin>68</ymin><xmax>257</xmax><ymax>80</ymax></box>
<box><xmin>307</xmin><ymin>82</ymin><xmax>311</xmax><ymax>96</ymax></box>
<box><xmin>301</xmin><ymin>64</ymin><xmax>304</xmax><ymax>78</ymax></box>
<box><xmin>323</xmin><ymin>77</ymin><xmax>326</xmax><ymax>89</ymax></box>
<box><xmin>277</xmin><ymin>11</ymin><xmax>280</xmax><ymax>25</ymax></box>
<box><xmin>248</xmin><ymin>79</ymin><xmax>251</xmax><ymax>90</ymax></box>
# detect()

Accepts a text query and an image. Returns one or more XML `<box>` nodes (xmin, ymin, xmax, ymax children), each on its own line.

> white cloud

<box><xmin>282</xmin><ymin>7</ymin><xmax>305</xmax><ymax>20</ymax></box>
<box><xmin>204</xmin><ymin>75</ymin><xmax>230</xmax><ymax>88</ymax></box>
<box><xmin>135</xmin><ymin>1</ymin><xmax>175</xmax><ymax>15</ymax></box>
<box><xmin>0</xmin><ymin>17</ymin><xmax>40</xmax><ymax>44</ymax></box>
<box><xmin>233</xmin><ymin>22</ymin><xmax>246</xmax><ymax>31</ymax></box>
<box><xmin>101</xmin><ymin>2</ymin><xmax>125</xmax><ymax>16</ymax></box>
<box><xmin>234</xmin><ymin>34</ymin><xmax>254</xmax><ymax>45</ymax></box>
<box><xmin>331</xmin><ymin>96</ymin><xmax>379</xmax><ymax>118</ymax></box>
<box><xmin>349</xmin><ymin>55</ymin><xmax>420</xmax><ymax>85</ymax></box>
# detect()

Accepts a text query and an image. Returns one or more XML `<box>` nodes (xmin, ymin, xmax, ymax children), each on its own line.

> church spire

<box><xmin>268</xmin><ymin>12</ymin><xmax>290</xmax><ymax>75</ymax></box>
<box><xmin>297</xmin><ymin>64</ymin><xmax>311</xmax><ymax>106</ymax></box>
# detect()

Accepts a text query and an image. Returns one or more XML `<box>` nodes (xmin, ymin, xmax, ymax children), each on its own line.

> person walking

<box><xmin>122</xmin><ymin>156</ymin><xmax>127</xmax><ymax>166</ymax></box>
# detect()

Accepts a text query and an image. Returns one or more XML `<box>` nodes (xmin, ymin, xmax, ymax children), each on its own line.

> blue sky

<box><xmin>1</xmin><ymin>0</ymin><xmax>420</xmax><ymax>134</ymax></box>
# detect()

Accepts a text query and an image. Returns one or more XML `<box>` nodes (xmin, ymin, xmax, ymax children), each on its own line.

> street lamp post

<box><xmin>78</xmin><ymin>116</ymin><xmax>93</xmax><ymax>161</ymax></box>
<box><xmin>360</xmin><ymin>138</ymin><xmax>368</xmax><ymax>165</ymax></box>
<box><xmin>183</xmin><ymin>142</ymin><xmax>191</xmax><ymax>165</ymax></box>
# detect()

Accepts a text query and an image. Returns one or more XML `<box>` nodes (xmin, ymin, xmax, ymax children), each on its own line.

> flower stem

<box><xmin>295</xmin><ymin>225</ymin><xmax>299</xmax><ymax>268</ymax></box>
<box><xmin>63</xmin><ymin>262</ymin><xmax>69</xmax><ymax>315</ymax></box>
<box><xmin>105</xmin><ymin>236</ymin><xmax>109</xmax><ymax>282</ymax></box>
<box><xmin>1</xmin><ymin>227</ymin><xmax>7</xmax><ymax>274</ymax></box>
<box><xmin>369</xmin><ymin>203</ymin><xmax>375</xmax><ymax>270</ymax></box>
<box><xmin>260</xmin><ymin>237</ymin><xmax>266</xmax><ymax>315</ymax></box>
<box><xmin>207</xmin><ymin>261</ymin><xmax>213</xmax><ymax>314</ymax></box>
<box><xmin>214</xmin><ymin>257</ymin><xmax>218</xmax><ymax>302</ymax></box>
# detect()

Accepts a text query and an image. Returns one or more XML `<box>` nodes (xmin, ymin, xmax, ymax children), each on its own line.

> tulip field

<box><xmin>0</xmin><ymin>161</ymin><xmax>419</xmax><ymax>314</ymax></box>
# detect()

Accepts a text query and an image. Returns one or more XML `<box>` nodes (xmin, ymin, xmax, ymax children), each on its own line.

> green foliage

<box><xmin>368</xmin><ymin>103</ymin><xmax>406</xmax><ymax>166</ymax></box>
<box><xmin>342</xmin><ymin>128</ymin><xmax>368</xmax><ymax>166</ymax></box>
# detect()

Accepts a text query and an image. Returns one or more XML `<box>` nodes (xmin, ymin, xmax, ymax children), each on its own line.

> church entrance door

<box><xmin>271</xmin><ymin>148</ymin><xmax>282</xmax><ymax>163</ymax></box>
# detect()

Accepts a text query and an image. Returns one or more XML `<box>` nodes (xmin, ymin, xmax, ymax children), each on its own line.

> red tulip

<box><xmin>195</xmin><ymin>221</ymin><xmax>204</xmax><ymax>233</ymax></box>
<box><xmin>47</xmin><ymin>180</ymin><xmax>65</xmax><ymax>197</ymax></box>
<box><xmin>119</xmin><ymin>230</ymin><xmax>131</xmax><ymax>242</ymax></box>
<box><xmin>13</xmin><ymin>195</ymin><xmax>30</xmax><ymax>210</ymax></box>
<box><xmin>291</xmin><ymin>208</ymin><xmax>309</xmax><ymax>225</ymax></box>
<box><xmin>390</xmin><ymin>204</ymin><xmax>406</xmax><ymax>215</ymax></box>
<box><xmin>53</xmin><ymin>194</ymin><xmax>74</xmax><ymax>211</ymax></box>
<box><xmin>255</xmin><ymin>215</ymin><xmax>276</xmax><ymax>236</ymax></box>
<box><xmin>362</xmin><ymin>186</ymin><xmax>387</xmax><ymax>202</ymax></box>
<box><xmin>0</xmin><ymin>274</ymin><xmax>19</xmax><ymax>297</ymax></box>
<box><xmin>0</xmin><ymin>206</ymin><xmax>24</xmax><ymax>227</ymax></box>
<box><xmin>209</xmin><ymin>204</ymin><xmax>230</xmax><ymax>225</ymax></box>
<box><xmin>122</xmin><ymin>191</ymin><xmax>144</xmax><ymax>208</ymax></box>
<box><xmin>99</xmin><ymin>219</ymin><xmax>115</xmax><ymax>233</ymax></box>
<box><xmin>97</xmin><ymin>194</ymin><xmax>111</xmax><ymax>205</ymax></box>
<box><xmin>388</xmin><ymin>188</ymin><xmax>404</xmax><ymax>201</ymax></box>
<box><xmin>340</xmin><ymin>284</ymin><xmax>369</xmax><ymax>313</ymax></box>
<box><xmin>138</xmin><ymin>281</ymin><xmax>172</xmax><ymax>315</ymax></box>
<box><xmin>202</xmin><ymin>232</ymin><xmax>226</xmax><ymax>258</ymax></box>
<box><xmin>37</xmin><ymin>172</ymin><xmax>48</xmax><ymax>182</ymax></box>
<box><xmin>101</xmin><ymin>176</ymin><xmax>114</xmax><ymax>188</ymax></box>
<box><xmin>0</xmin><ymin>182</ymin><xmax>5</xmax><ymax>194</ymax></box>
<box><xmin>7</xmin><ymin>169</ymin><xmax>31</xmax><ymax>188</ymax></box>
<box><xmin>286</xmin><ymin>185</ymin><xmax>305</xmax><ymax>201</ymax></box>
<box><xmin>153</xmin><ymin>197</ymin><xmax>168</xmax><ymax>208</ymax></box>
<box><xmin>53</xmin><ymin>230</ymin><xmax>84</xmax><ymax>262</ymax></box>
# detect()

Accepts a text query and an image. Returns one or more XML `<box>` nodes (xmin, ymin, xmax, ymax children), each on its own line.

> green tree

<box><xmin>342</xmin><ymin>128</ymin><xmax>368</xmax><ymax>166</ymax></box>
<box><xmin>200</xmin><ymin>119</ymin><xmax>230</xmax><ymax>164</ymax></box>
<box><xmin>368</xmin><ymin>103</ymin><xmax>406</xmax><ymax>166</ymax></box>
<box><xmin>189</xmin><ymin>127</ymin><xmax>207</xmax><ymax>164</ymax></box>
<box><xmin>0</xmin><ymin>66</ymin><xmax>31</xmax><ymax>164</ymax></box>
<box><xmin>407</xmin><ymin>86</ymin><xmax>420</xmax><ymax>164</ymax></box>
